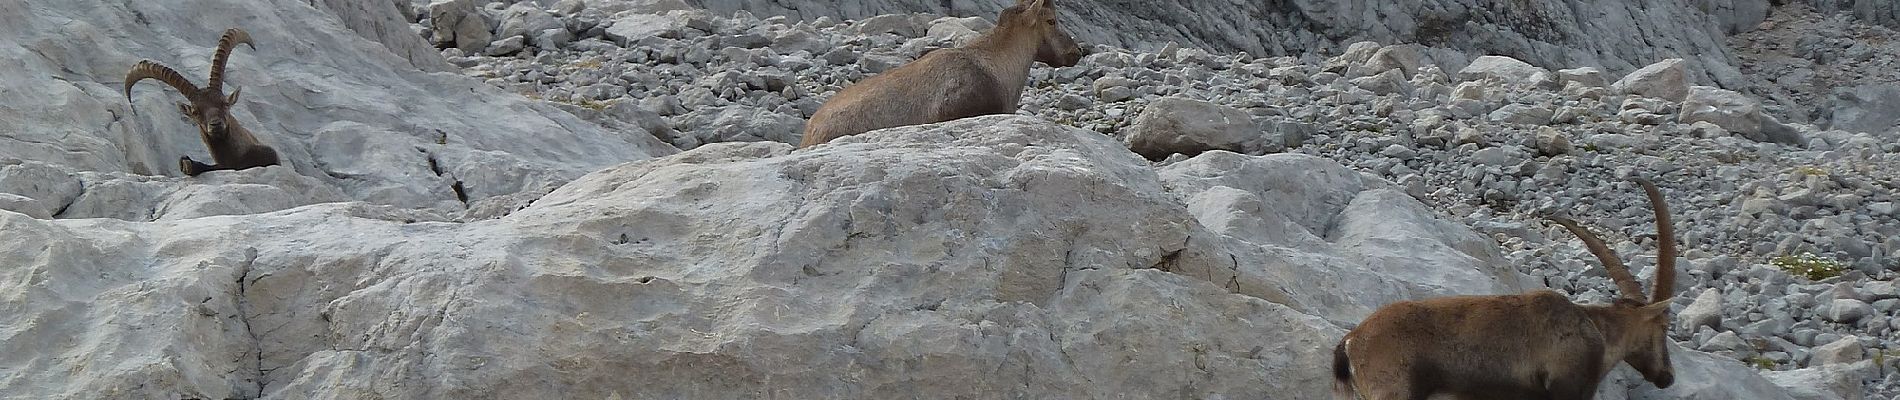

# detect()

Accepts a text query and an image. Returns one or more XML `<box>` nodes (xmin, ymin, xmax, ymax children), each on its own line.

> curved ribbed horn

<box><xmin>1633</xmin><ymin>178</ymin><xmax>1676</xmax><ymax>303</ymax></box>
<box><xmin>1549</xmin><ymin>216</ymin><xmax>1645</xmax><ymax>300</ymax></box>
<box><xmin>208</xmin><ymin>28</ymin><xmax>255</xmax><ymax>94</ymax></box>
<box><xmin>125</xmin><ymin>60</ymin><xmax>201</xmax><ymax>102</ymax></box>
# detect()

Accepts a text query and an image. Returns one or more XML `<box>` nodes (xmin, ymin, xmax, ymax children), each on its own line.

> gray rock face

<box><xmin>0</xmin><ymin>0</ymin><xmax>677</xmax><ymax>220</ymax></box>
<box><xmin>0</xmin><ymin>193</ymin><xmax>49</xmax><ymax>219</ymax></box>
<box><xmin>1822</xmin><ymin>84</ymin><xmax>1900</xmax><ymax>134</ymax></box>
<box><xmin>1122</xmin><ymin>97</ymin><xmax>1266</xmax><ymax>160</ymax></box>
<box><xmin>1762</xmin><ymin>361</ymin><xmax>1877</xmax><ymax>400</ymax></box>
<box><xmin>1800</xmin><ymin>0</ymin><xmax>1900</xmax><ymax>28</ymax></box>
<box><xmin>497</xmin><ymin>3</ymin><xmax>566</xmax><ymax>40</ymax></box>
<box><xmin>314</xmin><ymin>0</ymin><xmax>457</xmax><ymax>72</ymax></box>
<box><xmin>668</xmin><ymin>105</ymin><xmax>805</xmax><ymax>149</ymax></box>
<box><xmin>1158</xmin><ymin>152</ymin><xmax>1528</xmax><ymax>324</ymax></box>
<box><xmin>1692</xmin><ymin>0</ymin><xmax>1772</xmax><ymax>34</ymax></box>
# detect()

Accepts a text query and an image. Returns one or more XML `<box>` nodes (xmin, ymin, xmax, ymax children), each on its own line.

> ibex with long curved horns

<box><xmin>796</xmin><ymin>0</ymin><xmax>1082</xmax><ymax>148</ymax></box>
<box><xmin>1333</xmin><ymin>178</ymin><xmax>1680</xmax><ymax>400</ymax></box>
<box><xmin>125</xmin><ymin>28</ymin><xmax>280</xmax><ymax>176</ymax></box>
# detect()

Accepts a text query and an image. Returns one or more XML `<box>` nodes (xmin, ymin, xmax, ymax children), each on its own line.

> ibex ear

<box><xmin>1640</xmin><ymin>300</ymin><xmax>1671</xmax><ymax>318</ymax></box>
<box><xmin>227</xmin><ymin>87</ymin><xmax>242</xmax><ymax>104</ymax></box>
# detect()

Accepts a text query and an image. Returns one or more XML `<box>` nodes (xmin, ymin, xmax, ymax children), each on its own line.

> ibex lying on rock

<box><xmin>1333</xmin><ymin>178</ymin><xmax>1679</xmax><ymax>400</ymax></box>
<box><xmin>796</xmin><ymin>0</ymin><xmax>1082</xmax><ymax>148</ymax></box>
<box><xmin>125</xmin><ymin>28</ymin><xmax>280</xmax><ymax>176</ymax></box>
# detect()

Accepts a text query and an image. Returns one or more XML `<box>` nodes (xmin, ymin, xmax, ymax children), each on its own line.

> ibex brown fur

<box><xmin>1333</xmin><ymin>178</ymin><xmax>1680</xmax><ymax>400</ymax></box>
<box><xmin>125</xmin><ymin>28</ymin><xmax>280</xmax><ymax>176</ymax></box>
<box><xmin>796</xmin><ymin>0</ymin><xmax>1082</xmax><ymax>148</ymax></box>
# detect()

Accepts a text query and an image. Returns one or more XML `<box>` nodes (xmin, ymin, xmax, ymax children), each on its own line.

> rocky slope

<box><xmin>663</xmin><ymin>0</ymin><xmax>1765</xmax><ymax>86</ymax></box>
<box><xmin>1</xmin><ymin>0</ymin><xmax>1895</xmax><ymax>399</ymax></box>
<box><xmin>430</xmin><ymin>0</ymin><xmax>1900</xmax><ymax>398</ymax></box>
<box><xmin>1732</xmin><ymin>3</ymin><xmax>1900</xmax><ymax>135</ymax></box>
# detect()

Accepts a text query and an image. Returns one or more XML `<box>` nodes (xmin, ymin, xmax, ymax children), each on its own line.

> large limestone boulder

<box><xmin>0</xmin><ymin>116</ymin><xmax>1335</xmax><ymax>398</ymax></box>
<box><xmin>1158</xmin><ymin>151</ymin><xmax>1529</xmax><ymax>324</ymax></box>
<box><xmin>1761</xmin><ymin>360</ymin><xmax>1877</xmax><ymax>400</ymax></box>
<box><xmin>1613</xmin><ymin>58</ymin><xmax>1691</xmax><ymax>101</ymax></box>
<box><xmin>1457</xmin><ymin>55</ymin><xmax>1552</xmax><ymax>87</ymax></box>
<box><xmin>1121</xmin><ymin>97</ymin><xmax>1270</xmax><ymax>160</ymax></box>
<box><xmin>1679</xmin><ymin>86</ymin><xmax>1803</xmax><ymax>145</ymax></box>
<box><xmin>0</xmin><ymin>0</ymin><xmax>677</xmax><ymax>220</ymax></box>
<box><xmin>1610</xmin><ymin>344</ymin><xmax>1800</xmax><ymax>400</ymax></box>
<box><xmin>0</xmin><ymin>114</ymin><xmax>1799</xmax><ymax>399</ymax></box>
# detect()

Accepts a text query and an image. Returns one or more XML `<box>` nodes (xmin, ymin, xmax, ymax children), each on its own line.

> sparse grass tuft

<box><xmin>543</xmin><ymin>97</ymin><xmax>611</xmax><ymax>112</ymax></box>
<box><xmin>1771</xmin><ymin>252</ymin><xmax>1847</xmax><ymax>281</ymax></box>
<box><xmin>1792</xmin><ymin>166</ymin><xmax>1829</xmax><ymax>176</ymax></box>
<box><xmin>1742</xmin><ymin>355</ymin><xmax>1776</xmax><ymax>370</ymax></box>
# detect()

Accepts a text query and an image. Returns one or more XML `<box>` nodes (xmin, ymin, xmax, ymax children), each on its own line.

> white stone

<box><xmin>1678</xmin><ymin>288</ymin><xmax>1724</xmax><ymax>332</ymax></box>
<box><xmin>429</xmin><ymin>0</ymin><xmax>492</xmax><ymax>53</ymax></box>
<box><xmin>1613</xmin><ymin>58</ymin><xmax>1690</xmax><ymax>101</ymax></box>
<box><xmin>1457</xmin><ymin>55</ymin><xmax>1549</xmax><ymax>87</ymax></box>
<box><xmin>1557</xmin><ymin>67</ymin><xmax>1608</xmax><ymax>87</ymax></box>
<box><xmin>1122</xmin><ymin>97</ymin><xmax>1266</xmax><ymax>160</ymax></box>
<box><xmin>1679</xmin><ymin>86</ymin><xmax>1768</xmax><ymax>140</ymax></box>
<box><xmin>1823</xmin><ymin>299</ymin><xmax>1873</xmax><ymax>323</ymax></box>
<box><xmin>1807</xmin><ymin>336</ymin><xmax>1864</xmax><ymax>366</ymax></box>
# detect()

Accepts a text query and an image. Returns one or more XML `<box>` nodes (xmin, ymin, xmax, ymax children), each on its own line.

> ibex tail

<box><xmin>1333</xmin><ymin>339</ymin><xmax>1356</xmax><ymax>400</ymax></box>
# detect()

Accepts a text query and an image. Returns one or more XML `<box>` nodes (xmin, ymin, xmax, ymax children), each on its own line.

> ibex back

<box><xmin>125</xmin><ymin>28</ymin><xmax>281</xmax><ymax>176</ymax></box>
<box><xmin>796</xmin><ymin>0</ymin><xmax>1082</xmax><ymax>148</ymax></box>
<box><xmin>1333</xmin><ymin>178</ymin><xmax>1679</xmax><ymax>400</ymax></box>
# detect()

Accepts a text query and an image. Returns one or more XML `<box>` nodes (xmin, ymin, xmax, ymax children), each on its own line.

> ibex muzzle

<box><xmin>1333</xmin><ymin>178</ymin><xmax>1679</xmax><ymax>400</ymax></box>
<box><xmin>125</xmin><ymin>28</ymin><xmax>281</xmax><ymax>176</ymax></box>
<box><xmin>796</xmin><ymin>0</ymin><xmax>1083</xmax><ymax>148</ymax></box>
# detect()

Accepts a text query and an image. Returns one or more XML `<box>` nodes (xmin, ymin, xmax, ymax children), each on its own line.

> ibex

<box><xmin>124</xmin><ymin>28</ymin><xmax>281</xmax><ymax>176</ymax></box>
<box><xmin>796</xmin><ymin>0</ymin><xmax>1083</xmax><ymax>148</ymax></box>
<box><xmin>1333</xmin><ymin>178</ymin><xmax>1679</xmax><ymax>400</ymax></box>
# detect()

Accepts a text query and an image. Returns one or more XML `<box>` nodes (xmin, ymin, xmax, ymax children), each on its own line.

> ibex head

<box><xmin>1548</xmin><ymin>177</ymin><xmax>1678</xmax><ymax>388</ymax></box>
<box><xmin>125</xmin><ymin>28</ymin><xmax>278</xmax><ymax>176</ymax></box>
<box><xmin>999</xmin><ymin>0</ymin><xmax>1081</xmax><ymax>67</ymax></box>
<box><xmin>124</xmin><ymin>28</ymin><xmax>254</xmax><ymax>143</ymax></box>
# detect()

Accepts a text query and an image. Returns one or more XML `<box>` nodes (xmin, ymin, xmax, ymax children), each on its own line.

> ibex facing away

<box><xmin>125</xmin><ymin>28</ymin><xmax>281</xmax><ymax>176</ymax></box>
<box><xmin>796</xmin><ymin>0</ymin><xmax>1082</xmax><ymax>148</ymax></box>
<box><xmin>1333</xmin><ymin>178</ymin><xmax>1679</xmax><ymax>400</ymax></box>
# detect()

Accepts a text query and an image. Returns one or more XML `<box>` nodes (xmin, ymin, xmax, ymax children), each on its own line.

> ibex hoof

<box><xmin>179</xmin><ymin>156</ymin><xmax>203</xmax><ymax>176</ymax></box>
